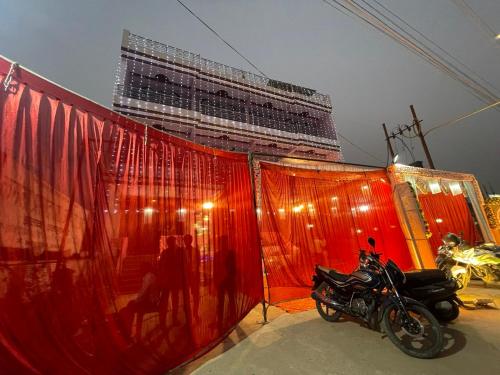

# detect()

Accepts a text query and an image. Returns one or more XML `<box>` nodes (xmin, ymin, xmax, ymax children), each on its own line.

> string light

<box><xmin>359</xmin><ymin>205</ymin><xmax>370</xmax><ymax>212</ymax></box>
<box><xmin>202</xmin><ymin>201</ymin><xmax>214</xmax><ymax>210</ymax></box>
<box><xmin>112</xmin><ymin>31</ymin><xmax>342</xmax><ymax>160</ymax></box>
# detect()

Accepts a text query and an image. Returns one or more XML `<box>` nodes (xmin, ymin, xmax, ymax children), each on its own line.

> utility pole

<box><xmin>410</xmin><ymin>105</ymin><xmax>435</xmax><ymax>169</ymax></box>
<box><xmin>382</xmin><ymin>123</ymin><xmax>395</xmax><ymax>160</ymax></box>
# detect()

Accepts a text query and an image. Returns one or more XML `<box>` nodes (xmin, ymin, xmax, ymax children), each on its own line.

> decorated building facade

<box><xmin>113</xmin><ymin>30</ymin><xmax>342</xmax><ymax>160</ymax></box>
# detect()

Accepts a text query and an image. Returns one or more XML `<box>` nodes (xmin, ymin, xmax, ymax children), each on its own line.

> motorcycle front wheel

<box><xmin>382</xmin><ymin>302</ymin><xmax>443</xmax><ymax>359</ymax></box>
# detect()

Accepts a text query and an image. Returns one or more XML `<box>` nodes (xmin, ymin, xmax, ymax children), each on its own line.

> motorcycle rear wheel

<box><xmin>316</xmin><ymin>299</ymin><xmax>342</xmax><ymax>322</ymax></box>
<box><xmin>382</xmin><ymin>302</ymin><xmax>443</xmax><ymax>359</ymax></box>
<box><xmin>315</xmin><ymin>283</ymin><xmax>342</xmax><ymax>322</ymax></box>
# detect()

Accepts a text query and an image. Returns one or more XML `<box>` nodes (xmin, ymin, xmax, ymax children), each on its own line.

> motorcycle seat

<box><xmin>404</xmin><ymin>269</ymin><xmax>447</xmax><ymax>288</ymax></box>
<box><xmin>317</xmin><ymin>265</ymin><xmax>349</xmax><ymax>282</ymax></box>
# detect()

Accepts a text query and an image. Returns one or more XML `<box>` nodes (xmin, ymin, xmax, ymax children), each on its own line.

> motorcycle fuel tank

<box><xmin>349</xmin><ymin>270</ymin><xmax>380</xmax><ymax>289</ymax></box>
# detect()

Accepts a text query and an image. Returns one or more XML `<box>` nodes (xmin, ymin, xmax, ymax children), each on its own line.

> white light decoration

<box><xmin>436</xmin><ymin>218</ymin><xmax>443</xmax><ymax>223</ymax></box>
<box><xmin>359</xmin><ymin>205</ymin><xmax>370</xmax><ymax>212</ymax></box>
<box><xmin>144</xmin><ymin>207</ymin><xmax>154</xmax><ymax>215</ymax></box>
<box><xmin>449</xmin><ymin>182</ymin><xmax>462</xmax><ymax>196</ymax></box>
<box><xmin>177</xmin><ymin>208</ymin><xmax>187</xmax><ymax>215</ymax></box>
<box><xmin>278</xmin><ymin>208</ymin><xmax>285</xmax><ymax>213</ymax></box>
<box><xmin>306</xmin><ymin>224</ymin><xmax>314</xmax><ymax>229</ymax></box>
<box><xmin>112</xmin><ymin>31</ymin><xmax>342</xmax><ymax>161</ymax></box>
<box><xmin>292</xmin><ymin>204</ymin><xmax>304</xmax><ymax>213</ymax></box>
<box><xmin>429</xmin><ymin>181</ymin><xmax>441</xmax><ymax>194</ymax></box>
<box><xmin>202</xmin><ymin>201</ymin><xmax>214</xmax><ymax>210</ymax></box>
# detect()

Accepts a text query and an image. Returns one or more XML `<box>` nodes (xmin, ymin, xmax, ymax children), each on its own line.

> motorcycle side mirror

<box><xmin>368</xmin><ymin>237</ymin><xmax>376</xmax><ymax>248</ymax></box>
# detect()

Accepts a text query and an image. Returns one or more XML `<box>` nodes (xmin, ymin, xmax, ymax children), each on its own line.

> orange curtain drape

<box><xmin>0</xmin><ymin>61</ymin><xmax>263</xmax><ymax>374</ymax></box>
<box><xmin>418</xmin><ymin>192</ymin><xmax>483</xmax><ymax>254</ymax></box>
<box><xmin>259</xmin><ymin>163</ymin><xmax>414</xmax><ymax>303</ymax></box>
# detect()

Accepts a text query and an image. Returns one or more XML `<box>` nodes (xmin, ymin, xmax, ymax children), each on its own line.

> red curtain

<box><xmin>259</xmin><ymin>163</ymin><xmax>414</xmax><ymax>303</ymax></box>
<box><xmin>0</xmin><ymin>61</ymin><xmax>263</xmax><ymax>374</ymax></box>
<box><xmin>418</xmin><ymin>192</ymin><xmax>483</xmax><ymax>254</ymax></box>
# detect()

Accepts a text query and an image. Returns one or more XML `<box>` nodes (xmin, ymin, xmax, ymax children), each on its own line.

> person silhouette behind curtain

<box><xmin>183</xmin><ymin>234</ymin><xmax>201</xmax><ymax>321</ymax></box>
<box><xmin>119</xmin><ymin>261</ymin><xmax>160</xmax><ymax>341</ymax></box>
<box><xmin>213</xmin><ymin>235</ymin><xmax>237</xmax><ymax>334</ymax></box>
<box><xmin>50</xmin><ymin>258</ymin><xmax>80</xmax><ymax>335</ymax></box>
<box><xmin>158</xmin><ymin>236</ymin><xmax>183</xmax><ymax>328</ymax></box>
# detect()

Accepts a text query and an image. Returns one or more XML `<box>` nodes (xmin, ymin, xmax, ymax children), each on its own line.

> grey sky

<box><xmin>1</xmin><ymin>0</ymin><xmax>499</xmax><ymax>190</ymax></box>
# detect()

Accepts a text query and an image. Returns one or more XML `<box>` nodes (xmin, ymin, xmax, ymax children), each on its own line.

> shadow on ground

<box><xmin>193</xmin><ymin>306</ymin><xmax>500</xmax><ymax>375</ymax></box>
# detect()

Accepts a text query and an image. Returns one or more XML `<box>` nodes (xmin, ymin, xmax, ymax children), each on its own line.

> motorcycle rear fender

<box><xmin>406</xmin><ymin>285</ymin><xmax>458</xmax><ymax>304</ymax></box>
<box><xmin>377</xmin><ymin>296</ymin><xmax>427</xmax><ymax>323</ymax></box>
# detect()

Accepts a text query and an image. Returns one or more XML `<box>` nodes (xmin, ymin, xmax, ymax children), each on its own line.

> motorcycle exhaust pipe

<box><xmin>311</xmin><ymin>290</ymin><xmax>350</xmax><ymax>314</ymax></box>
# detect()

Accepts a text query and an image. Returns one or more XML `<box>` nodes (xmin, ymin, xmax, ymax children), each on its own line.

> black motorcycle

<box><xmin>311</xmin><ymin>238</ymin><xmax>443</xmax><ymax>359</ymax></box>
<box><xmin>401</xmin><ymin>269</ymin><xmax>462</xmax><ymax>322</ymax></box>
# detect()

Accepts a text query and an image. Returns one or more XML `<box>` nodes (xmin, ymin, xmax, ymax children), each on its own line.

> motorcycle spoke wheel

<box><xmin>315</xmin><ymin>285</ymin><xmax>342</xmax><ymax>322</ymax></box>
<box><xmin>382</xmin><ymin>303</ymin><xmax>443</xmax><ymax>359</ymax></box>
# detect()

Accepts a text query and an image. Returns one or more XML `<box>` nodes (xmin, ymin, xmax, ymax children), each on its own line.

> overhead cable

<box><xmin>450</xmin><ymin>0</ymin><xmax>499</xmax><ymax>39</ymax></box>
<box><xmin>176</xmin><ymin>0</ymin><xmax>268</xmax><ymax>77</ymax></box>
<box><xmin>369</xmin><ymin>0</ymin><xmax>500</xmax><ymax>95</ymax></box>
<box><xmin>177</xmin><ymin>0</ymin><xmax>382</xmax><ymax>163</ymax></box>
<box><xmin>425</xmin><ymin>100</ymin><xmax>500</xmax><ymax>135</ymax></box>
<box><xmin>322</xmin><ymin>0</ymin><xmax>499</xmax><ymax>106</ymax></box>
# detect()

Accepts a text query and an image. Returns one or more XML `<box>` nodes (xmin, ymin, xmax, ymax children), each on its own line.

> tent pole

<box><xmin>248</xmin><ymin>153</ymin><xmax>270</xmax><ymax>324</ymax></box>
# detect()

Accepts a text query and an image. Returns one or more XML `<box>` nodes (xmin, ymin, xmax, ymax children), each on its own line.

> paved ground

<box><xmin>192</xmin><ymin>287</ymin><xmax>500</xmax><ymax>375</ymax></box>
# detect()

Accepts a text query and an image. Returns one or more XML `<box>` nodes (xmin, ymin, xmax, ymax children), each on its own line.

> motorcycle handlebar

<box><xmin>359</xmin><ymin>249</ymin><xmax>383</xmax><ymax>268</ymax></box>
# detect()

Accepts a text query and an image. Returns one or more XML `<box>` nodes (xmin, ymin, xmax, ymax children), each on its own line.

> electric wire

<box><xmin>425</xmin><ymin>99</ymin><xmax>500</xmax><ymax>135</ymax></box>
<box><xmin>322</xmin><ymin>0</ymin><xmax>488</xmax><ymax>106</ymax></box>
<box><xmin>177</xmin><ymin>0</ymin><xmax>383</xmax><ymax>164</ymax></box>
<box><xmin>337</xmin><ymin>132</ymin><xmax>384</xmax><ymax>163</ymax></box>
<box><xmin>370</xmin><ymin>0</ymin><xmax>500</xmax><ymax>95</ymax></box>
<box><xmin>322</xmin><ymin>0</ymin><xmax>499</xmax><ymax>106</ymax></box>
<box><xmin>450</xmin><ymin>0</ymin><xmax>499</xmax><ymax>39</ymax></box>
<box><xmin>393</xmin><ymin>134</ymin><xmax>416</xmax><ymax>162</ymax></box>
<box><xmin>176</xmin><ymin>0</ymin><xmax>268</xmax><ymax>77</ymax></box>
<box><xmin>350</xmin><ymin>0</ymin><xmax>498</xmax><ymax>103</ymax></box>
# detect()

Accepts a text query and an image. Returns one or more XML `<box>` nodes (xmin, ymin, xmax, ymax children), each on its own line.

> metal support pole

<box><xmin>410</xmin><ymin>105</ymin><xmax>435</xmax><ymax>169</ymax></box>
<box><xmin>382</xmin><ymin>123</ymin><xmax>395</xmax><ymax>160</ymax></box>
<box><xmin>247</xmin><ymin>153</ymin><xmax>270</xmax><ymax>324</ymax></box>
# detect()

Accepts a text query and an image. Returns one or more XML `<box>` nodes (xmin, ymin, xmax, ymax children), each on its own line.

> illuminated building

<box><xmin>113</xmin><ymin>30</ymin><xmax>342</xmax><ymax>160</ymax></box>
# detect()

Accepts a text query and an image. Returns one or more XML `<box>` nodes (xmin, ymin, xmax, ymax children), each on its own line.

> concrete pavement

<box><xmin>193</xmin><ymin>288</ymin><xmax>500</xmax><ymax>375</ymax></box>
